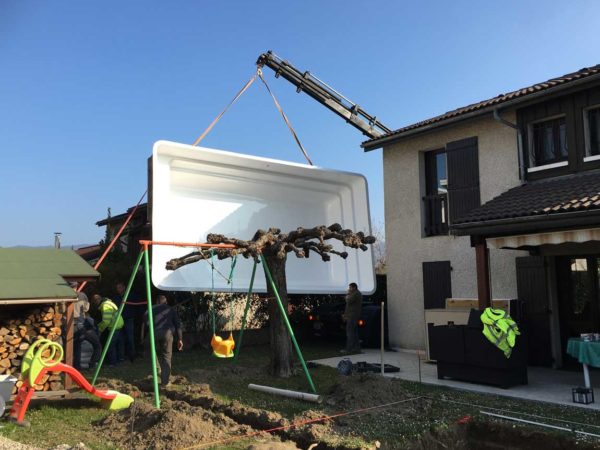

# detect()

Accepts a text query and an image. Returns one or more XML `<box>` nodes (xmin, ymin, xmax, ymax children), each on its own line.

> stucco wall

<box><xmin>383</xmin><ymin>111</ymin><xmax>526</xmax><ymax>350</ymax></box>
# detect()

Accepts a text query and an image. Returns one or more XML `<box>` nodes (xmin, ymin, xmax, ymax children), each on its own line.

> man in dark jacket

<box><xmin>142</xmin><ymin>295</ymin><xmax>183</xmax><ymax>386</ymax></box>
<box><xmin>343</xmin><ymin>282</ymin><xmax>362</xmax><ymax>353</ymax></box>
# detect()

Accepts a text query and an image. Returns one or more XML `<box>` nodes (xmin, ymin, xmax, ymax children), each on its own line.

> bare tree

<box><xmin>371</xmin><ymin>221</ymin><xmax>386</xmax><ymax>274</ymax></box>
<box><xmin>166</xmin><ymin>224</ymin><xmax>375</xmax><ymax>377</ymax></box>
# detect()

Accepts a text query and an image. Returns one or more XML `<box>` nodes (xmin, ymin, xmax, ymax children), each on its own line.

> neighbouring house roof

<box><xmin>0</xmin><ymin>248</ymin><xmax>99</xmax><ymax>302</ymax></box>
<box><xmin>363</xmin><ymin>64</ymin><xmax>600</xmax><ymax>150</ymax></box>
<box><xmin>96</xmin><ymin>203</ymin><xmax>147</xmax><ymax>227</ymax></box>
<box><xmin>451</xmin><ymin>170</ymin><xmax>600</xmax><ymax>236</ymax></box>
<box><xmin>75</xmin><ymin>244</ymin><xmax>102</xmax><ymax>262</ymax></box>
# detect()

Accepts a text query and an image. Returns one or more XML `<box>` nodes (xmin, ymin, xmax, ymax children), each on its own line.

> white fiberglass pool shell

<box><xmin>151</xmin><ymin>140</ymin><xmax>375</xmax><ymax>294</ymax></box>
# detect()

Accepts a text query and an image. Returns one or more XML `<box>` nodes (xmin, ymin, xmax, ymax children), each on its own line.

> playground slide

<box><xmin>10</xmin><ymin>339</ymin><xmax>133</xmax><ymax>424</ymax></box>
<box><xmin>52</xmin><ymin>362</ymin><xmax>134</xmax><ymax>409</ymax></box>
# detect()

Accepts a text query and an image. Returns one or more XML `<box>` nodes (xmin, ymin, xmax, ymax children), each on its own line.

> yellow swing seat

<box><xmin>211</xmin><ymin>332</ymin><xmax>235</xmax><ymax>358</ymax></box>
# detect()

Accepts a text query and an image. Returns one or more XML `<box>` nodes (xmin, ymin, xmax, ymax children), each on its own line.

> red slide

<box><xmin>52</xmin><ymin>363</ymin><xmax>118</xmax><ymax>400</ymax></box>
<box><xmin>10</xmin><ymin>362</ymin><xmax>134</xmax><ymax>424</ymax></box>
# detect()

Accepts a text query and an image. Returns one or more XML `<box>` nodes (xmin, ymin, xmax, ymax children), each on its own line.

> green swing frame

<box><xmin>91</xmin><ymin>239</ymin><xmax>316</xmax><ymax>409</ymax></box>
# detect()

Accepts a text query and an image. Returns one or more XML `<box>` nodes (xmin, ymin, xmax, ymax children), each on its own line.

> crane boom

<box><xmin>256</xmin><ymin>51</ymin><xmax>391</xmax><ymax>139</ymax></box>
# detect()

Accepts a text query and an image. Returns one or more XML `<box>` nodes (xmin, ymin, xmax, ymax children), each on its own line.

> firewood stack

<box><xmin>0</xmin><ymin>305</ymin><xmax>64</xmax><ymax>394</ymax></box>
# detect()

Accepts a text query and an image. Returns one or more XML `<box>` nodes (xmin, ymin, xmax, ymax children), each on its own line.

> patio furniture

<box><xmin>567</xmin><ymin>338</ymin><xmax>600</xmax><ymax>389</ymax></box>
<box><xmin>429</xmin><ymin>310</ymin><xmax>528</xmax><ymax>388</ymax></box>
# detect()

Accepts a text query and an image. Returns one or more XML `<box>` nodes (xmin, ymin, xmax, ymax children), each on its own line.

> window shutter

<box><xmin>446</xmin><ymin>136</ymin><xmax>480</xmax><ymax>223</ymax></box>
<box><xmin>423</xmin><ymin>261</ymin><xmax>452</xmax><ymax>309</ymax></box>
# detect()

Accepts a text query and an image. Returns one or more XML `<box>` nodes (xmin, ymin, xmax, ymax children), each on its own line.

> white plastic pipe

<box><xmin>480</xmin><ymin>411</ymin><xmax>600</xmax><ymax>438</ymax></box>
<box><xmin>248</xmin><ymin>384</ymin><xmax>322</xmax><ymax>403</ymax></box>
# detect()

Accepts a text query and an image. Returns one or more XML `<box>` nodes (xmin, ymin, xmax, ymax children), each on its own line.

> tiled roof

<box><xmin>364</xmin><ymin>64</ymin><xmax>600</xmax><ymax>147</ymax></box>
<box><xmin>451</xmin><ymin>170</ymin><xmax>600</xmax><ymax>227</ymax></box>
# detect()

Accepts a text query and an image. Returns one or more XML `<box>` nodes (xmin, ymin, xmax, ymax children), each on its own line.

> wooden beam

<box><xmin>64</xmin><ymin>301</ymin><xmax>74</xmax><ymax>389</ymax></box>
<box><xmin>474</xmin><ymin>238</ymin><xmax>491</xmax><ymax>310</ymax></box>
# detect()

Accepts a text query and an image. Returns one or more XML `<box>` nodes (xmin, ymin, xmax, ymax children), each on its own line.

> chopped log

<box><xmin>1</xmin><ymin>305</ymin><xmax>65</xmax><ymax>393</ymax></box>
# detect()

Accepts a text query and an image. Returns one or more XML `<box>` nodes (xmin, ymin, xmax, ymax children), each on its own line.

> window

<box><xmin>423</xmin><ymin>149</ymin><xmax>448</xmax><ymax>236</ymax></box>
<box><xmin>584</xmin><ymin>106</ymin><xmax>600</xmax><ymax>159</ymax></box>
<box><xmin>528</xmin><ymin>116</ymin><xmax>568</xmax><ymax>170</ymax></box>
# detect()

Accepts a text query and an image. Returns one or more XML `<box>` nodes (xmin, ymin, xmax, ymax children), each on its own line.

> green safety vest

<box><xmin>480</xmin><ymin>307</ymin><xmax>520</xmax><ymax>358</ymax></box>
<box><xmin>98</xmin><ymin>299</ymin><xmax>124</xmax><ymax>333</ymax></box>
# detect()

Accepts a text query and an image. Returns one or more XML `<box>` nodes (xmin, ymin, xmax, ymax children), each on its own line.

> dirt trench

<box><xmin>95</xmin><ymin>376</ymin><xmax>362</xmax><ymax>450</ymax></box>
<box><xmin>93</xmin><ymin>371</ymin><xmax>600</xmax><ymax>450</ymax></box>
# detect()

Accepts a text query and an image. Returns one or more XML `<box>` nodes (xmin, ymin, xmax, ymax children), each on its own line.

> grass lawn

<box><xmin>1</xmin><ymin>339</ymin><xmax>600</xmax><ymax>449</ymax></box>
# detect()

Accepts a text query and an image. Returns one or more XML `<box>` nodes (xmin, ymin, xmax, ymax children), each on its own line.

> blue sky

<box><xmin>1</xmin><ymin>1</ymin><xmax>599</xmax><ymax>246</ymax></box>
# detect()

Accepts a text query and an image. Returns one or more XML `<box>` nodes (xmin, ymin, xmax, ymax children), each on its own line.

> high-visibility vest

<box><xmin>480</xmin><ymin>307</ymin><xmax>520</xmax><ymax>358</ymax></box>
<box><xmin>98</xmin><ymin>299</ymin><xmax>124</xmax><ymax>333</ymax></box>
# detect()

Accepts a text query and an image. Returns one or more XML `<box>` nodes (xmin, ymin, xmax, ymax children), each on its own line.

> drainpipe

<box><xmin>493</xmin><ymin>109</ymin><xmax>526</xmax><ymax>182</ymax></box>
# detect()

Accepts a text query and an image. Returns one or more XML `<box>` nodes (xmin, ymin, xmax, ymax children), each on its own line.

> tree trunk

<box><xmin>263</xmin><ymin>251</ymin><xmax>294</xmax><ymax>377</ymax></box>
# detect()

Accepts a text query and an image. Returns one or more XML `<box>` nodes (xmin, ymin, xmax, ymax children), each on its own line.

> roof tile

<box><xmin>452</xmin><ymin>170</ymin><xmax>600</xmax><ymax>226</ymax></box>
<box><xmin>365</xmin><ymin>64</ymin><xmax>600</xmax><ymax>145</ymax></box>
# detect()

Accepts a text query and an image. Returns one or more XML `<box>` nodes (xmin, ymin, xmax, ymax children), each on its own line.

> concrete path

<box><xmin>311</xmin><ymin>348</ymin><xmax>600</xmax><ymax>410</ymax></box>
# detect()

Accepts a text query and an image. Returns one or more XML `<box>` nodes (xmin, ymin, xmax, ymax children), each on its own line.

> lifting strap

<box><xmin>257</xmin><ymin>68</ymin><xmax>313</xmax><ymax>166</ymax></box>
<box><xmin>192</xmin><ymin>73</ymin><xmax>258</xmax><ymax>147</ymax></box>
<box><xmin>191</xmin><ymin>68</ymin><xmax>314</xmax><ymax>166</ymax></box>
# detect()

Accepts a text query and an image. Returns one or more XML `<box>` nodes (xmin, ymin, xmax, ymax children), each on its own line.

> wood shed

<box><xmin>0</xmin><ymin>248</ymin><xmax>99</xmax><ymax>394</ymax></box>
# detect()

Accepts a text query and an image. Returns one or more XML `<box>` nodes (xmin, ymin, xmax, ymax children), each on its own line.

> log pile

<box><xmin>0</xmin><ymin>305</ymin><xmax>64</xmax><ymax>394</ymax></box>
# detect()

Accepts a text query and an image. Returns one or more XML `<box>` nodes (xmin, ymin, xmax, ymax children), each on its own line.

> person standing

<box><xmin>92</xmin><ymin>294</ymin><xmax>124</xmax><ymax>366</ymax></box>
<box><xmin>142</xmin><ymin>295</ymin><xmax>183</xmax><ymax>387</ymax></box>
<box><xmin>70</xmin><ymin>283</ymin><xmax>101</xmax><ymax>370</ymax></box>
<box><xmin>343</xmin><ymin>282</ymin><xmax>363</xmax><ymax>353</ymax></box>
<box><xmin>114</xmin><ymin>281</ymin><xmax>136</xmax><ymax>362</ymax></box>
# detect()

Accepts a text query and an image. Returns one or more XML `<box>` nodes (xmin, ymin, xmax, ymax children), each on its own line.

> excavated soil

<box><xmin>92</xmin><ymin>370</ymin><xmax>600</xmax><ymax>450</ymax></box>
<box><xmin>94</xmin><ymin>369</ymin><xmax>393</xmax><ymax>450</ymax></box>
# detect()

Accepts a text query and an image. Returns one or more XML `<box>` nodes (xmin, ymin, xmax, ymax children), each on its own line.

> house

<box><xmin>95</xmin><ymin>203</ymin><xmax>150</xmax><ymax>258</ymax></box>
<box><xmin>362</xmin><ymin>64</ymin><xmax>600</xmax><ymax>368</ymax></box>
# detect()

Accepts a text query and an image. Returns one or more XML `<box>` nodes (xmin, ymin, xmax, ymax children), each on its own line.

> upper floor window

<box><xmin>584</xmin><ymin>106</ymin><xmax>600</xmax><ymax>159</ymax></box>
<box><xmin>423</xmin><ymin>149</ymin><xmax>448</xmax><ymax>236</ymax></box>
<box><xmin>528</xmin><ymin>116</ymin><xmax>568</xmax><ymax>170</ymax></box>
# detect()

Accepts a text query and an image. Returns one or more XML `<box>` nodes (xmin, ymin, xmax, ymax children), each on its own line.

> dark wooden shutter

<box><xmin>423</xmin><ymin>261</ymin><xmax>452</xmax><ymax>309</ymax></box>
<box><xmin>516</xmin><ymin>256</ymin><xmax>552</xmax><ymax>366</ymax></box>
<box><xmin>446</xmin><ymin>136</ymin><xmax>480</xmax><ymax>223</ymax></box>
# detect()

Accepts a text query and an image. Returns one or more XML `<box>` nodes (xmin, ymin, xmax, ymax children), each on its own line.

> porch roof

<box><xmin>452</xmin><ymin>170</ymin><xmax>600</xmax><ymax>236</ymax></box>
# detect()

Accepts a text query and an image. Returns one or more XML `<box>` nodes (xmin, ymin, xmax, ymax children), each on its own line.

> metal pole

<box><xmin>143</xmin><ymin>246</ymin><xmax>161</xmax><ymax>409</ymax></box>
<box><xmin>92</xmin><ymin>250</ymin><xmax>144</xmax><ymax>385</ymax></box>
<box><xmin>234</xmin><ymin>259</ymin><xmax>258</xmax><ymax>361</ymax></box>
<box><xmin>380</xmin><ymin>301</ymin><xmax>384</xmax><ymax>376</ymax></box>
<box><xmin>260</xmin><ymin>254</ymin><xmax>317</xmax><ymax>394</ymax></box>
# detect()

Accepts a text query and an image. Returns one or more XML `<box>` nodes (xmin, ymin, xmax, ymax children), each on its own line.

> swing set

<box><xmin>91</xmin><ymin>239</ymin><xmax>316</xmax><ymax>409</ymax></box>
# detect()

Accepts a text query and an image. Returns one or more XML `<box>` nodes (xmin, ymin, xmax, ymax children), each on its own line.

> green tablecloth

<box><xmin>567</xmin><ymin>338</ymin><xmax>600</xmax><ymax>367</ymax></box>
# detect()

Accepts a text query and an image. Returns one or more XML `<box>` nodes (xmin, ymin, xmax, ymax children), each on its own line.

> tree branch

<box><xmin>166</xmin><ymin>223</ymin><xmax>375</xmax><ymax>271</ymax></box>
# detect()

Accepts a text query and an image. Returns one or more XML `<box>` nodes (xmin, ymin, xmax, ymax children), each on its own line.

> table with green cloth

<box><xmin>567</xmin><ymin>338</ymin><xmax>600</xmax><ymax>388</ymax></box>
